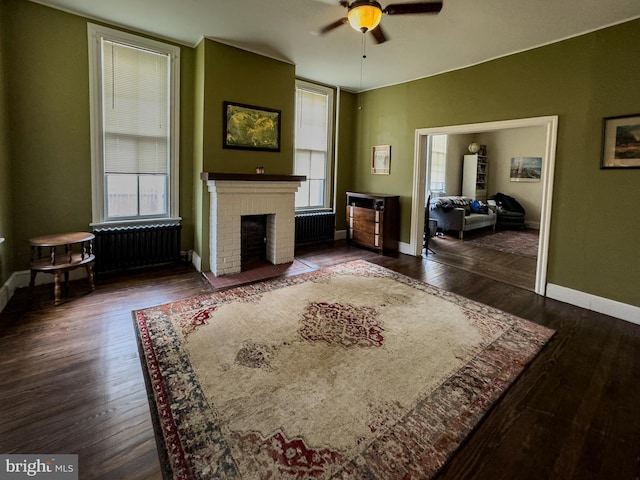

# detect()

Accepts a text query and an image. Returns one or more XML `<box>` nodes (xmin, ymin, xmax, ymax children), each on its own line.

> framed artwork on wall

<box><xmin>601</xmin><ymin>114</ymin><xmax>640</xmax><ymax>168</ymax></box>
<box><xmin>371</xmin><ymin>145</ymin><xmax>391</xmax><ymax>175</ymax></box>
<box><xmin>223</xmin><ymin>101</ymin><xmax>281</xmax><ymax>152</ymax></box>
<box><xmin>510</xmin><ymin>157</ymin><xmax>542</xmax><ymax>182</ymax></box>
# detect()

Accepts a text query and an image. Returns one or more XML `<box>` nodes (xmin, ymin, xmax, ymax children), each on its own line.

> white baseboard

<box><xmin>334</xmin><ymin>230</ymin><xmax>347</xmax><ymax>241</ymax></box>
<box><xmin>0</xmin><ymin>273</ymin><xmax>17</xmax><ymax>313</ymax></box>
<box><xmin>398</xmin><ymin>241</ymin><xmax>412</xmax><ymax>255</ymax></box>
<box><xmin>0</xmin><ymin>269</ymin><xmax>91</xmax><ymax>313</ymax></box>
<box><xmin>0</xmin><ymin>285</ymin><xmax>7</xmax><ymax>312</ymax></box>
<box><xmin>192</xmin><ymin>251</ymin><xmax>202</xmax><ymax>272</ymax></box>
<box><xmin>547</xmin><ymin>283</ymin><xmax>640</xmax><ymax>325</ymax></box>
<box><xmin>525</xmin><ymin>221</ymin><xmax>541</xmax><ymax>230</ymax></box>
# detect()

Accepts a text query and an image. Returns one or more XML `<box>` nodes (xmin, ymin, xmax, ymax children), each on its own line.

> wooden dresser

<box><xmin>346</xmin><ymin>192</ymin><xmax>399</xmax><ymax>252</ymax></box>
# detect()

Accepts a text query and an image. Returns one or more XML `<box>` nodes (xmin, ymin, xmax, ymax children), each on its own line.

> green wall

<box><xmin>0</xmin><ymin>0</ymin><xmax>13</xmax><ymax>284</ymax></box>
<box><xmin>0</xmin><ymin>1</ymin><xmax>302</xmax><ymax>276</ymax></box>
<box><xmin>334</xmin><ymin>90</ymin><xmax>357</xmax><ymax>231</ymax></box>
<box><xmin>201</xmin><ymin>40</ymin><xmax>295</xmax><ymax>174</ymax></box>
<box><xmin>1</xmin><ymin>0</ymin><xmax>638</xmax><ymax>311</ymax></box>
<box><xmin>193</xmin><ymin>39</ymin><xmax>296</xmax><ymax>271</ymax></box>
<box><xmin>4</xmin><ymin>0</ymin><xmax>91</xmax><ymax>271</ymax></box>
<box><xmin>2</xmin><ymin>0</ymin><xmax>195</xmax><ymax>270</ymax></box>
<box><xmin>351</xmin><ymin>19</ymin><xmax>640</xmax><ymax>307</ymax></box>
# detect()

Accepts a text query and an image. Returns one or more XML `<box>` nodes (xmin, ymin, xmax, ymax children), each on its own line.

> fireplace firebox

<box><xmin>241</xmin><ymin>215</ymin><xmax>267</xmax><ymax>269</ymax></box>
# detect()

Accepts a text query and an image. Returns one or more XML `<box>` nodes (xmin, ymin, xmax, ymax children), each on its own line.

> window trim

<box><xmin>294</xmin><ymin>79</ymin><xmax>334</xmax><ymax>211</ymax></box>
<box><xmin>87</xmin><ymin>23</ymin><xmax>181</xmax><ymax>227</ymax></box>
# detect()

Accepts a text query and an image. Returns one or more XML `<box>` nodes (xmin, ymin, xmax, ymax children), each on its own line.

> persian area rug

<box><xmin>467</xmin><ymin>229</ymin><xmax>539</xmax><ymax>258</ymax></box>
<box><xmin>133</xmin><ymin>260</ymin><xmax>554</xmax><ymax>480</ymax></box>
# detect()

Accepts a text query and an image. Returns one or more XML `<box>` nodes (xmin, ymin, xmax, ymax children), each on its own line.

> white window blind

<box><xmin>294</xmin><ymin>81</ymin><xmax>333</xmax><ymax>210</ymax></box>
<box><xmin>429</xmin><ymin>134</ymin><xmax>447</xmax><ymax>194</ymax></box>
<box><xmin>103</xmin><ymin>41</ymin><xmax>170</xmax><ymax>176</ymax></box>
<box><xmin>296</xmin><ymin>89</ymin><xmax>328</xmax><ymax>151</ymax></box>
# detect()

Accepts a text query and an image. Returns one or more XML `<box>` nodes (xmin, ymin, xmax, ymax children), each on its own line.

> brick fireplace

<box><xmin>202</xmin><ymin>173</ymin><xmax>306</xmax><ymax>277</ymax></box>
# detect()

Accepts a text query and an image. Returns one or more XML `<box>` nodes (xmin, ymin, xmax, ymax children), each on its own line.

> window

<box><xmin>428</xmin><ymin>134</ymin><xmax>447</xmax><ymax>195</ymax></box>
<box><xmin>294</xmin><ymin>80</ymin><xmax>334</xmax><ymax>210</ymax></box>
<box><xmin>88</xmin><ymin>24</ymin><xmax>180</xmax><ymax>225</ymax></box>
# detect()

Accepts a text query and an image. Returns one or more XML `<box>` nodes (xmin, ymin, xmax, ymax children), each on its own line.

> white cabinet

<box><xmin>462</xmin><ymin>154</ymin><xmax>488</xmax><ymax>201</ymax></box>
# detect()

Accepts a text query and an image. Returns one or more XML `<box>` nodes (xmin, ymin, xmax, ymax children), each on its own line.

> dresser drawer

<box><xmin>347</xmin><ymin>206</ymin><xmax>382</xmax><ymax>233</ymax></box>
<box><xmin>349</xmin><ymin>229</ymin><xmax>382</xmax><ymax>249</ymax></box>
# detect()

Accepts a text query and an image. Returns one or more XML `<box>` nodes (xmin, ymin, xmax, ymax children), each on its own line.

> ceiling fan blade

<box><xmin>319</xmin><ymin>17</ymin><xmax>348</xmax><ymax>34</ymax></box>
<box><xmin>370</xmin><ymin>24</ymin><xmax>388</xmax><ymax>44</ymax></box>
<box><xmin>383</xmin><ymin>2</ymin><xmax>443</xmax><ymax>15</ymax></box>
<box><xmin>312</xmin><ymin>0</ymin><xmax>349</xmax><ymax>6</ymax></box>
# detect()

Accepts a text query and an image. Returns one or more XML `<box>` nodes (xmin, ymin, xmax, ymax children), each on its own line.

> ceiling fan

<box><xmin>319</xmin><ymin>0</ymin><xmax>443</xmax><ymax>44</ymax></box>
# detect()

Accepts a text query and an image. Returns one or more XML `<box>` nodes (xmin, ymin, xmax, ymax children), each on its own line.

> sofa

<box><xmin>428</xmin><ymin>196</ymin><xmax>496</xmax><ymax>239</ymax></box>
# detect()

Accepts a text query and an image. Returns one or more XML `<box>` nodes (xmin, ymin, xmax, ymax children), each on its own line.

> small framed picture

<box><xmin>371</xmin><ymin>145</ymin><xmax>391</xmax><ymax>175</ymax></box>
<box><xmin>510</xmin><ymin>157</ymin><xmax>542</xmax><ymax>182</ymax></box>
<box><xmin>601</xmin><ymin>114</ymin><xmax>640</xmax><ymax>168</ymax></box>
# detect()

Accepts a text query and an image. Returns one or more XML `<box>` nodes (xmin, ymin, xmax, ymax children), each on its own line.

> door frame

<box><xmin>410</xmin><ymin>115</ymin><xmax>558</xmax><ymax>296</ymax></box>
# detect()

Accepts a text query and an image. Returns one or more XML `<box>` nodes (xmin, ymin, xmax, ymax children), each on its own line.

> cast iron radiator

<box><xmin>294</xmin><ymin>212</ymin><xmax>335</xmax><ymax>246</ymax></box>
<box><xmin>93</xmin><ymin>223</ymin><xmax>182</xmax><ymax>273</ymax></box>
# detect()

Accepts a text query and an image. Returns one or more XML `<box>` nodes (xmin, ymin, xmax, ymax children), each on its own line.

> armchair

<box><xmin>493</xmin><ymin>192</ymin><xmax>526</xmax><ymax>230</ymax></box>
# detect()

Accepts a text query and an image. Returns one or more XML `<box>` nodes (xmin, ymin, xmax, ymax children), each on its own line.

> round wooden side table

<box><xmin>29</xmin><ymin>232</ymin><xmax>96</xmax><ymax>305</ymax></box>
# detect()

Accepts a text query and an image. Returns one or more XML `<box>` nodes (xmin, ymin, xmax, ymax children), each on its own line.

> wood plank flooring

<box><xmin>1</xmin><ymin>242</ymin><xmax>638</xmax><ymax>479</ymax></box>
<box><xmin>426</xmin><ymin>228</ymin><xmax>537</xmax><ymax>291</ymax></box>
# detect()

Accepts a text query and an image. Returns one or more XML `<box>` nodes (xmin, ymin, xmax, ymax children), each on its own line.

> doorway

<box><xmin>410</xmin><ymin>116</ymin><xmax>558</xmax><ymax>295</ymax></box>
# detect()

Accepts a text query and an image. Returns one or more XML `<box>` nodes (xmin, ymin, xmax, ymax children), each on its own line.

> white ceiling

<box><xmin>32</xmin><ymin>0</ymin><xmax>640</xmax><ymax>92</ymax></box>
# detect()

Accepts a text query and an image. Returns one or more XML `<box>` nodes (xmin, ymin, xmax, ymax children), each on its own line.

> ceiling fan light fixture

<box><xmin>347</xmin><ymin>2</ymin><xmax>383</xmax><ymax>33</ymax></box>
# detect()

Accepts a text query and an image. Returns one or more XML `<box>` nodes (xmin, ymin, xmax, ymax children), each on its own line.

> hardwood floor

<box><xmin>426</xmin><ymin>228</ymin><xmax>537</xmax><ymax>291</ymax></box>
<box><xmin>1</xmin><ymin>243</ymin><xmax>638</xmax><ymax>479</ymax></box>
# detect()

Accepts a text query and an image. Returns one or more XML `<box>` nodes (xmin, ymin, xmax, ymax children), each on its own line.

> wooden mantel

<box><xmin>201</xmin><ymin>172</ymin><xmax>306</xmax><ymax>182</ymax></box>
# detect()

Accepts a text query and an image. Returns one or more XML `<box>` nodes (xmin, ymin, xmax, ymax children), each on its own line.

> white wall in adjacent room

<box><xmin>476</xmin><ymin>126</ymin><xmax>546</xmax><ymax>229</ymax></box>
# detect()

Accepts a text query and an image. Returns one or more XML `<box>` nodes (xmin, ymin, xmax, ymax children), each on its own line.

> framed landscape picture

<box><xmin>510</xmin><ymin>157</ymin><xmax>542</xmax><ymax>182</ymax></box>
<box><xmin>601</xmin><ymin>114</ymin><xmax>640</xmax><ymax>168</ymax></box>
<box><xmin>223</xmin><ymin>102</ymin><xmax>281</xmax><ymax>152</ymax></box>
